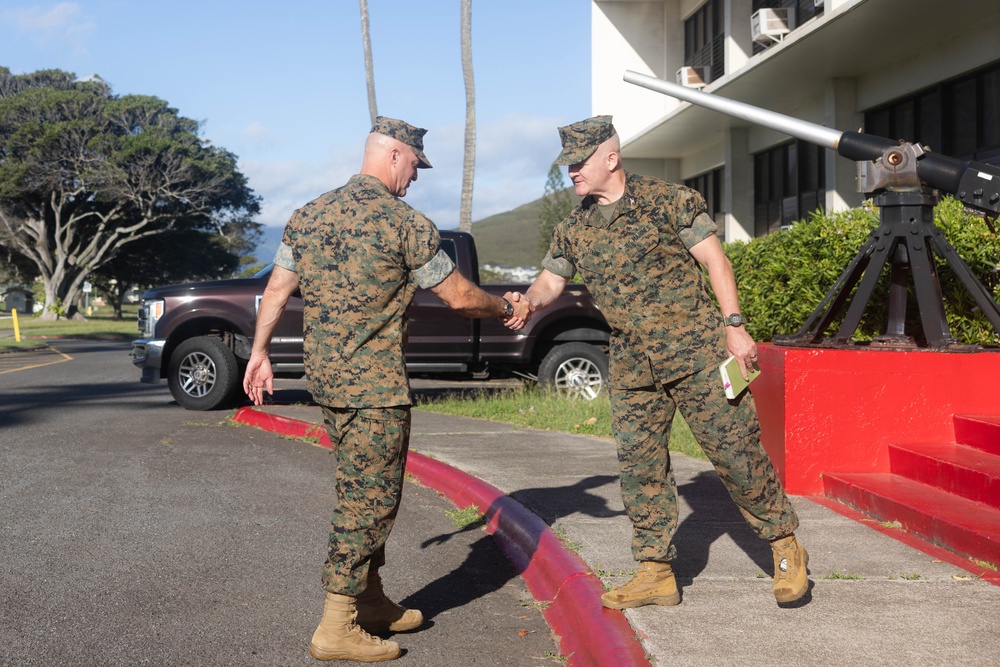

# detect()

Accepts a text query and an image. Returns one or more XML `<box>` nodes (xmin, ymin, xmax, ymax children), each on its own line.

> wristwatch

<box><xmin>724</xmin><ymin>313</ymin><xmax>745</xmax><ymax>327</ymax></box>
<box><xmin>500</xmin><ymin>298</ymin><xmax>514</xmax><ymax>319</ymax></box>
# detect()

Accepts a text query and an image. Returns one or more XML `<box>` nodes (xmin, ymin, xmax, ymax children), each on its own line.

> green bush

<box><xmin>725</xmin><ymin>196</ymin><xmax>1000</xmax><ymax>346</ymax></box>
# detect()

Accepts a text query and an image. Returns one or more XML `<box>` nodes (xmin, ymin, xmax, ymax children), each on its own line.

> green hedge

<box><xmin>724</xmin><ymin>196</ymin><xmax>1000</xmax><ymax>346</ymax></box>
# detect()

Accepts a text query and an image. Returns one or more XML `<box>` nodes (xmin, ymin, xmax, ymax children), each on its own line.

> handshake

<box><xmin>500</xmin><ymin>291</ymin><xmax>535</xmax><ymax>331</ymax></box>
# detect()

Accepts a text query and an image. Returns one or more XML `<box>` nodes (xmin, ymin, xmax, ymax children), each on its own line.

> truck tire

<box><xmin>537</xmin><ymin>342</ymin><xmax>608</xmax><ymax>400</ymax></box>
<box><xmin>167</xmin><ymin>336</ymin><xmax>240</xmax><ymax>410</ymax></box>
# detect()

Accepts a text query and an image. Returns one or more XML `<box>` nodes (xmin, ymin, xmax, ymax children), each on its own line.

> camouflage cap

<box><xmin>371</xmin><ymin>116</ymin><xmax>433</xmax><ymax>169</ymax></box>
<box><xmin>554</xmin><ymin>115</ymin><xmax>616</xmax><ymax>166</ymax></box>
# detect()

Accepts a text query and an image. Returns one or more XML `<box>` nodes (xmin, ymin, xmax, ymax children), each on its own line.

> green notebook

<box><xmin>719</xmin><ymin>355</ymin><xmax>761</xmax><ymax>399</ymax></box>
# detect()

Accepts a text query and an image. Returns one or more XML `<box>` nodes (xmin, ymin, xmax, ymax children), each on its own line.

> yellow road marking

<box><xmin>0</xmin><ymin>346</ymin><xmax>74</xmax><ymax>374</ymax></box>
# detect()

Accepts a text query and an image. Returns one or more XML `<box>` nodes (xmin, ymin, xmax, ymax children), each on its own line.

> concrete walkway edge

<box><xmin>232</xmin><ymin>406</ymin><xmax>651</xmax><ymax>667</ymax></box>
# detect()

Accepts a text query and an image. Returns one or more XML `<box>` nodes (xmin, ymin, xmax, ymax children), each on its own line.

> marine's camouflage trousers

<box><xmin>610</xmin><ymin>365</ymin><xmax>798</xmax><ymax>563</ymax></box>
<box><xmin>320</xmin><ymin>405</ymin><xmax>410</xmax><ymax>596</ymax></box>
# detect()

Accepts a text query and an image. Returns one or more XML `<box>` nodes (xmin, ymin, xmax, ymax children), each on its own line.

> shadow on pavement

<box><xmin>0</xmin><ymin>381</ymin><xmax>171</xmax><ymax>429</ymax></box>
<box><xmin>407</xmin><ymin>474</ymin><xmax>623</xmax><ymax>622</ymax></box>
<box><xmin>510</xmin><ymin>475</ymin><xmax>624</xmax><ymax>522</ymax></box>
<box><xmin>673</xmin><ymin>470</ymin><xmax>774</xmax><ymax>583</ymax></box>
<box><xmin>406</xmin><ymin>526</ymin><xmax>515</xmax><ymax>624</ymax></box>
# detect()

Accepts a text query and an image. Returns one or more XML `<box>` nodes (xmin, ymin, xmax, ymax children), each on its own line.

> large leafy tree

<box><xmin>0</xmin><ymin>67</ymin><xmax>260</xmax><ymax>319</ymax></box>
<box><xmin>91</xmin><ymin>218</ymin><xmax>262</xmax><ymax>319</ymax></box>
<box><xmin>1</xmin><ymin>245</ymin><xmax>38</xmax><ymax>287</ymax></box>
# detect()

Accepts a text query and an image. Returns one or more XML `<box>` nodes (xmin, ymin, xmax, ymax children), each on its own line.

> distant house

<box><xmin>2</xmin><ymin>287</ymin><xmax>34</xmax><ymax>314</ymax></box>
<box><xmin>480</xmin><ymin>264</ymin><xmax>540</xmax><ymax>283</ymax></box>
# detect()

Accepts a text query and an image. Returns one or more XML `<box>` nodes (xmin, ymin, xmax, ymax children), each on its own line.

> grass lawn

<box><xmin>0</xmin><ymin>304</ymin><xmax>138</xmax><ymax>350</ymax></box>
<box><xmin>415</xmin><ymin>386</ymin><xmax>706</xmax><ymax>460</ymax></box>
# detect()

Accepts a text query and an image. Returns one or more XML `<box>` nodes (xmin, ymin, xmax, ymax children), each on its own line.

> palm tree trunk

<box><xmin>459</xmin><ymin>0</ymin><xmax>476</xmax><ymax>232</ymax></box>
<box><xmin>359</xmin><ymin>0</ymin><xmax>378</xmax><ymax>124</ymax></box>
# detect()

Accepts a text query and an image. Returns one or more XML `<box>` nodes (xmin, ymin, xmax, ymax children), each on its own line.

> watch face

<box><xmin>726</xmin><ymin>314</ymin><xmax>744</xmax><ymax>326</ymax></box>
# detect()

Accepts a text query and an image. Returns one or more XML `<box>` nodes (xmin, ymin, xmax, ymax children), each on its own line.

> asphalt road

<box><xmin>0</xmin><ymin>339</ymin><xmax>561</xmax><ymax>666</ymax></box>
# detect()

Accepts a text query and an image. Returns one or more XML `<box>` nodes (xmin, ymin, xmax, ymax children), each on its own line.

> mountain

<box><xmin>470</xmin><ymin>198</ymin><xmax>547</xmax><ymax>268</ymax></box>
<box><xmin>470</xmin><ymin>188</ymin><xmax>581</xmax><ymax>268</ymax></box>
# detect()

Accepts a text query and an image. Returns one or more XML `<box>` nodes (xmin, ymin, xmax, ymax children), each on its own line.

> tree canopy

<box><xmin>0</xmin><ymin>67</ymin><xmax>261</xmax><ymax>318</ymax></box>
<box><xmin>91</xmin><ymin>218</ymin><xmax>262</xmax><ymax>319</ymax></box>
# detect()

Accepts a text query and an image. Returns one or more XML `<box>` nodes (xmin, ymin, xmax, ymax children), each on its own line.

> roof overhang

<box><xmin>622</xmin><ymin>0</ymin><xmax>999</xmax><ymax>159</ymax></box>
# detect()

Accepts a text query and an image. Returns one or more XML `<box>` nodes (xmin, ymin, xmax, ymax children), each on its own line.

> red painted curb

<box><xmin>232</xmin><ymin>406</ymin><xmax>650</xmax><ymax>667</ymax></box>
<box><xmin>406</xmin><ymin>456</ymin><xmax>647</xmax><ymax>667</ymax></box>
<box><xmin>233</xmin><ymin>407</ymin><xmax>330</xmax><ymax>445</ymax></box>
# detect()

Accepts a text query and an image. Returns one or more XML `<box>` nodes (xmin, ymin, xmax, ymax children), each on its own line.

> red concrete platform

<box><xmin>752</xmin><ymin>344</ymin><xmax>1000</xmax><ymax>495</ymax></box>
<box><xmin>823</xmin><ymin>471</ymin><xmax>1000</xmax><ymax>565</ymax></box>
<box><xmin>752</xmin><ymin>345</ymin><xmax>1000</xmax><ymax>564</ymax></box>
<box><xmin>888</xmin><ymin>440</ymin><xmax>1000</xmax><ymax>509</ymax></box>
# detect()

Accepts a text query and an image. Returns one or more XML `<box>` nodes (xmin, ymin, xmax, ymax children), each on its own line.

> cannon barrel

<box><xmin>623</xmin><ymin>70</ymin><xmax>843</xmax><ymax>150</ymax></box>
<box><xmin>623</xmin><ymin>70</ymin><xmax>999</xmax><ymax>213</ymax></box>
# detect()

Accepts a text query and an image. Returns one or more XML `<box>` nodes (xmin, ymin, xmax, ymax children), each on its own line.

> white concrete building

<box><xmin>591</xmin><ymin>0</ymin><xmax>1000</xmax><ymax>241</ymax></box>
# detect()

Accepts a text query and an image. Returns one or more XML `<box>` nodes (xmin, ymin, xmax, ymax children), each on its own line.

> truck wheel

<box><xmin>538</xmin><ymin>342</ymin><xmax>608</xmax><ymax>400</ymax></box>
<box><xmin>167</xmin><ymin>336</ymin><xmax>240</xmax><ymax>410</ymax></box>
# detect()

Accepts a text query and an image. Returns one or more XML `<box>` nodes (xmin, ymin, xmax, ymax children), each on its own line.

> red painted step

<box><xmin>824</xmin><ymin>471</ymin><xmax>1000</xmax><ymax>566</ymax></box>
<box><xmin>889</xmin><ymin>442</ymin><xmax>1000</xmax><ymax>510</ymax></box>
<box><xmin>954</xmin><ymin>415</ymin><xmax>1000</xmax><ymax>455</ymax></box>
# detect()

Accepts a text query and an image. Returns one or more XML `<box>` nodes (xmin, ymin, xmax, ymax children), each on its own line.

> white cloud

<box><xmin>0</xmin><ymin>2</ymin><xmax>95</xmax><ymax>55</ymax></box>
<box><xmin>406</xmin><ymin>113</ymin><xmax>566</xmax><ymax>229</ymax></box>
<box><xmin>243</xmin><ymin>112</ymin><xmax>565</xmax><ymax>237</ymax></box>
<box><xmin>240</xmin><ymin>121</ymin><xmax>273</xmax><ymax>144</ymax></box>
<box><xmin>240</xmin><ymin>146</ymin><xmax>363</xmax><ymax>229</ymax></box>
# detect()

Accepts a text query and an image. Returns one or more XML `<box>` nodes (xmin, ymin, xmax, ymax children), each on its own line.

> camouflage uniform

<box><xmin>543</xmin><ymin>123</ymin><xmax>798</xmax><ymax>562</ymax></box>
<box><xmin>274</xmin><ymin>118</ymin><xmax>454</xmax><ymax>595</ymax></box>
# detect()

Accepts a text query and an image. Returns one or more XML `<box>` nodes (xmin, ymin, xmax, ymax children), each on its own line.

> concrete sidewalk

<box><xmin>237</xmin><ymin>402</ymin><xmax>1000</xmax><ymax>667</ymax></box>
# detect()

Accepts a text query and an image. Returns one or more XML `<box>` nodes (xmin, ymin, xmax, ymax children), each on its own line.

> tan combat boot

<box><xmin>356</xmin><ymin>569</ymin><xmax>424</xmax><ymax>634</ymax></box>
<box><xmin>600</xmin><ymin>561</ymin><xmax>681</xmax><ymax>610</ymax></box>
<box><xmin>771</xmin><ymin>535</ymin><xmax>810</xmax><ymax>603</ymax></box>
<box><xmin>308</xmin><ymin>592</ymin><xmax>401</xmax><ymax>662</ymax></box>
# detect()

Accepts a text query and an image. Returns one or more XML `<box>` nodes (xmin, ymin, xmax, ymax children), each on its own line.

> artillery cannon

<box><xmin>623</xmin><ymin>70</ymin><xmax>1000</xmax><ymax>349</ymax></box>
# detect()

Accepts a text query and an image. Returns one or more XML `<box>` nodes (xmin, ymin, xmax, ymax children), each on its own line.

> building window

<box><xmin>791</xmin><ymin>0</ymin><xmax>823</xmax><ymax>23</ymax></box>
<box><xmin>753</xmin><ymin>140</ymin><xmax>826</xmax><ymax>236</ymax></box>
<box><xmin>751</xmin><ymin>0</ymin><xmax>823</xmax><ymax>55</ymax></box>
<box><xmin>685</xmin><ymin>167</ymin><xmax>725</xmax><ymax>240</ymax></box>
<box><xmin>684</xmin><ymin>0</ymin><xmax>723</xmax><ymax>82</ymax></box>
<box><xmin>684</xmin><ymin>167</ymin><xmax>723</xmax><ymax>220</ymax></box>
<box><xmin>865</xmin><ymin>60</ymin><xmax>1000</xmax><ymax>165</ymax></box>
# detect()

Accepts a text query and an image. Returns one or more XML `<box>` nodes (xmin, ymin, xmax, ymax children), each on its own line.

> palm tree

<box><xmin>459</xmin><ymin>0</ymin><xmax>476</xmax><ymax>232</ymax></box>
<box><xmin>359</xmin><ymin>0</ymin><xmax>378</xmax><ymax>124</ymax></box>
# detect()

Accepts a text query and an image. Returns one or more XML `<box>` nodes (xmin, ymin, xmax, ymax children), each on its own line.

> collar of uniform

<box><xmin>350</xmin><ymin>173</ymin><xmax>392</xmax><ymax>195</ymax></box>
<box><xmin>619</xmin><ymin>172</ymin><xmax>641</xmax><ymax>212</ymax></box>
<box><xmin>579</xmin><ymin>171</ymin><xmax>639</xmax><ymax>228</ymax></box>
<box><xmin>577</xmin><ymin>198</ymin><xmax>606</xmax><ymax>228</ymax></box>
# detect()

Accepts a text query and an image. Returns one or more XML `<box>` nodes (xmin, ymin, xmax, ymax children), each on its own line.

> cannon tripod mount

<box><xmin>624</xmin><ymin>71</ymin><xmax>1000</xmax><ymax>349</ymax></box>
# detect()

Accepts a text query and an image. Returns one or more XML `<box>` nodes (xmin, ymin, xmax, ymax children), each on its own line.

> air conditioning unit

<box><xmin>751</xmin><ymin>8</ymin><xmax>796</xmax><ymax>45</ymax></box>
<box><xmin>676</xmin><ymin>66</ymin><xmax>710</xmax><ymax>88</ymax></box>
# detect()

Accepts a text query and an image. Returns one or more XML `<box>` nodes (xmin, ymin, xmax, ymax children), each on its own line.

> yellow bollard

<box><xmin>12</xmin><ymin>308</ymin><xmax>21</xmax><ymax>342</ymax></box>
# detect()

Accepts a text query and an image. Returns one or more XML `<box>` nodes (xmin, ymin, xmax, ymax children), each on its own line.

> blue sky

<box><xmin>0</xmin><ymin>1</ymin><xmax>591</xmax><ymax>259</ymax></box>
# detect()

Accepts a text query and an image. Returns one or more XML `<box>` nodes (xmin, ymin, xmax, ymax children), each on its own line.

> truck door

<box><xmin>255</xmin><ymin>269</ymin><xmax>304</xmax><ymax>374</ymax></box>
<box><xmin>405</xmin><ymin>236</ymin><xmax>476</xmax><ymax>366</ymax></box>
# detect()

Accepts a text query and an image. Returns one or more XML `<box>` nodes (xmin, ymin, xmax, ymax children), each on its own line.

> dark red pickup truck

<box><xmin>132</xmin><ymin>230</ymin><xmax>611</xmax><ymax>410</ymax></box>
